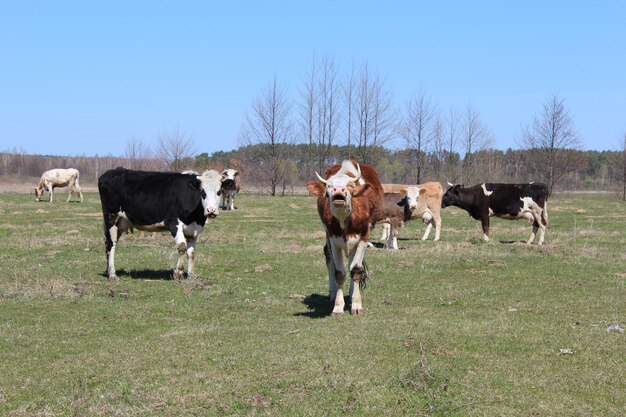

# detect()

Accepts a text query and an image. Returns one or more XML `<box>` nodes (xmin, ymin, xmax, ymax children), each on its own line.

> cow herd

<box><xmin>33</xmin><ymin>162</ymin><xmax>549</xmax><ymax>316</ymax></box>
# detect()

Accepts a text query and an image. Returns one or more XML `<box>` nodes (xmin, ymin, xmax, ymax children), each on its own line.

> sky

<box><xmin>2</xmin><ymin>1</ymin><xmax>625</xmax><ymax>158</ymax></box>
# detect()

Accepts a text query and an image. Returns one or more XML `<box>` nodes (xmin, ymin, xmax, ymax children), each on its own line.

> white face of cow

<box><xmin>403</xmin><ymin>186</ymin><xmax>421</xmax><ymax>212</ymax></box>
<box><xmin>197</xmin><ymin>170</ymin><xmax>222</xmax><ymax>218</ymax></box>
<box><xmin>316</xmin><ymin>163</ymin><xmax>363</xmax><ymax>221</ymax></box>
<box><xmin>221</xmin><ymin>169</ymin><xmax>238</xmax><ymax>182</ymax></box>
<box><xmin>325</xmin><ymin>173</ymin><xmax>357</xmax><ymax>216</ymax></box>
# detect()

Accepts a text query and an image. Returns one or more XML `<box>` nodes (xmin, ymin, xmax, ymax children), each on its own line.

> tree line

<box><xmin>1</xmin><ymin>143</ymin><xmax>624</xmax><ymax>198</ymax></box>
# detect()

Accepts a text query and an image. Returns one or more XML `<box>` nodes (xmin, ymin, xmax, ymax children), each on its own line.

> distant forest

<box><xmin>1</xmin><ymin>144</ymin><xmax>624</xmax><ymax>197</ymax></box>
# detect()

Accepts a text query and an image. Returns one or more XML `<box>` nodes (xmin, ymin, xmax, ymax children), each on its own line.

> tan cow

<box><xmin>380</xmin><ymin>182</ymin><xmax>443</xmax><ymax>242</ymax></box>
<box><xmin>34</xmin><ymin>168</ymin><xmax>83</xmax><ymax>203</ymax></box>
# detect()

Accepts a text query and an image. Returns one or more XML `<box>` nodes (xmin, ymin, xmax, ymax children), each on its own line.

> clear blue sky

<box><xmin>2</xmin><ymin>1</ymin><xmax>625</xmax><ymax>157</ymax></box>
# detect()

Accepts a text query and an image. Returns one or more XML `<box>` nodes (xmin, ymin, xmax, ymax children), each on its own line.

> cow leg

<box><xmin>380</xmin><ymin>223</ymin><xmax>390</xmax><ymax>241</ymax></box>
<box><xmin>104</xmin><ymin>222</ymin><xmax>120</xmax><ymax>279</ymax></box>
<box><xmin>49</xmin><ymin>184</ymin><xmax>54</xmax><ymax>202</ymax></box>
<box><xmin>527</xmin><ymin>223</ymin><xmax>539</xmax><ymax>244</ymax></box>
<box><xmin>75</xmin><ymin>179</ymin><xmax>83</xmax><ymax>203</ymax></box>
<box><xmin>328</xmin><ymin>237</ymin><xmax>347</xmax><ymax>315</ymax></box>
<box><xmin>169</xmin><ymin>220</ymin><xmax>187</xmax><ymax>280</ymax></box>
<box><xmin>433</xmin><ymin>213</ymin><xmax>442</xmax><ymax>241</ymax></box>
<box><xmin>323</xmin><ymin>242</ymin><xmax>338</xmax><ymax>302</ymax></box>
<box><xmin>421</xmin><ymin>212</ymin><xmax>433</xmax><ymax>240</ymax></box>
<box><xmin>537</xmin><ymin>223</ymin><xmax>546</xmax><ymax>245</ymax></box>
<box><xmin>185</xmin><ymin>224</ymin><xmax>203</xmax><ymax>278</ymax></box>
<box><xmin>347</xmin><ymin>238</ymin><xmax>368</xmax><ymax>315</ymax></box>
<box><xmin>481</xmin><ymin>217</ymin><xmax>490</xmax><ymax>241</ymax></box>
<box><xmin>228</xmin><ymin>193</ymin><xmax>235</xmax><ymax>210</ymax></box>
<box><xmin>185</xmin><ymin>237</ymin><xmax>197</xmax><ymax>278</ymax></box>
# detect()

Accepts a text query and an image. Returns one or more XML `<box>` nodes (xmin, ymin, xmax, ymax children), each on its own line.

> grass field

<box><xmin>0</xmin><ymin>190</ymin><xmax>624</xmax><ymax>416</ymax></box>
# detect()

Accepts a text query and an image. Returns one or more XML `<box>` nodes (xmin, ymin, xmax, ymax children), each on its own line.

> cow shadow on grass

<box><xmin>294</xmin><ymin>293</ymin><xmax>353</xmax><ymax>318</ymax></box>
<box><xmin>99</xmin><ymin>268</ymin><xmax>175</xmax><ymax>280</ymax></box>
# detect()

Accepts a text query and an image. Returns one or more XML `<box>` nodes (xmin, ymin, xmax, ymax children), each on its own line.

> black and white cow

<box><xmin>219</xmin><ymin>168</ymin><xmax>241</xmax><ymax>210</ymax></box>
<box><xmin>442</xmin><ymin>182</ymin><xmax>549</xmax><ymax>244</ymax></box>
<box><xmin>98</xmin><ymin>168</ymin><xmax>222</xmax><ymax>279</ymax></box>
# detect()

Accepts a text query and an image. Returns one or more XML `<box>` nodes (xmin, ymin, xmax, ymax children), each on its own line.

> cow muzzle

<box><xmin>331</xmin><ymin>186</ymin><xmax>348</xmax><ymax>207</ymax></box>
<box><xmin>205</xmin><ymin>207</ymin><xmax>219</xmax><ymax>218</ymax></box>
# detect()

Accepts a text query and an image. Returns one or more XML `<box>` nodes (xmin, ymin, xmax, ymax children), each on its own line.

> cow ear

<box><xmin>397</xmin><ymin>198</ymin><xmax>406</xmax><ymax>207</ymax></box>
<box><xmin>350</xmin><ymin>183</ymin><xmax>371</xmax><ymax>197</ymax></box>
<box><xmin>399</xmin><ymin>188</ymin><xmax>408</xmax><ymax>197</ymax></box>
<box><xmin>307</xmin><ymin>181</ymin><xmax>325</xmax><ymax>196</ymax></box>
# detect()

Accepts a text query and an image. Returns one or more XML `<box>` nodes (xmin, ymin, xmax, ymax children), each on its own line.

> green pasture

<box><xmin>0</xmin><ymin>191</ymin><xmax>624</xmax><ymax>416</ymax></box>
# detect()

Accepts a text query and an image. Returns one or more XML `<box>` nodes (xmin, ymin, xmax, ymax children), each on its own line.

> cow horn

<box><xmin>352</xmin><ymin>163</ymin><xmax>362</xmax><ymax>183</ymax></box>
<box><xmin>315</xmin><ymin>172</ymin><xmax>328</xmax><ymax>185</ymax></box>
<box><xmin>447</xmin><ymin>181</ymin><xmax>454</xmax><ymax>187</ymax></box>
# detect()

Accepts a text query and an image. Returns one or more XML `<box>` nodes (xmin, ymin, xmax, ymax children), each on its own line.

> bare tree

<box><xmin>240</xmin><ymin>75</ymin><xmax>293</xmax><ymax>196</ymax></box>
<box><xmin>156</xmin><ymin>127</ymin><xmax>195</xmax><ymax>172</ymax></box>
<box><xmin>521</xmin><ymin>95</ymin><xmax>581</xmax><ymax>195</ymax></box>
<box><xmin>461</xmin><ymin>103</ymin><xmax>492</xmax><ymax>184</ymax></box>
<box><xmin>300</xmin><ymin>56</ymin><xmax>317</xmax><ymax>182</ymax></box>
<box><xmin>401</xmin><ymin>88</ymin><xmax>436</xmax><ymax>183</ymax></box>
<box><xmin>299</xmin><ymin>55</ymin><xmax>340</xmax><ymax>175</ymax></box>
<box><xmin>352</xmin><ymin>62</ymin><xmax>396</xmax><ymax>164</ymax></box>
<box><xmin>343</xmin><ymin>60</ymin><xmax>357</xmax><ymax>159</ymax></box>
<box><xmin>431</xmin><ymin>112</ymin><xmax>445</xmax><ymax>182</ymax></box>
<box><xmin>125</xmin><ymin>135</ymin><xmax>151</xmax><ymax>170</ymax></box>
<box><xmin>443</xmin><ymin>108</ymin><xmax>461</xmax><ymax>183</ymax></box>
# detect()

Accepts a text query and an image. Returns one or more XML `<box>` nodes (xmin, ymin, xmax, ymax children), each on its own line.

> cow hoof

<box><xmin>351</xmin><ymin>308</ymin><xmax>363</xmax><ymax>315</ymax></box>
<box><xmin>331</xmin><ymin>304</ymin><xmax>344</xmax><ymax>316</ymax></box>
<box><xmin>108</xmin><ymin>274</ymin><xmax>118</xmax><ymax>280</ymax></box>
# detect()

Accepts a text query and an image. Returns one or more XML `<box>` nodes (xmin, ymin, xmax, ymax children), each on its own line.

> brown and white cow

<box><xmin>307</xmin><ymin>160</ymin><xmax>384</xmax><ymax>315</ymax></box>
<box><xmin>378</xmin><ymin>182</ymin><xmax>443</xmax><ymax>246</ymax></box>
<box><xmin>219</xmin><ymin>169</ymin><xmax>241</xmax><ymax>210</ymax></box>
<box><xmin>34</xmin><ymin>168</ymin><xmax>83</xmax><ymax>203</ymax></box>
<box><xmin>400</xmin><ymin>182</ymin><xmax>443</xmax><ymax>241</ymax></box>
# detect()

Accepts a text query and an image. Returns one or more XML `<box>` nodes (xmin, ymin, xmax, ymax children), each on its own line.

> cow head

<box><xmin>442</xmin><ymin>183</ymin><xmax>463</xmax><ymax>208</ymax></box>
<box><xmin>196</xmin><ymin>170</ymin><xmax>222</xmax><ymax>218</ymax></box>
<box><xmin>220</xmin><ymin>168</ymin><xmax>239</xmax><ymax>190</ymax></box>
<box><xmin>34</xmin><ymin>181</ymin><xmax>46</xmax><ymax>200</ymax></box>
<box><xmin>307</xmin><ymin>162</ymin><xmax>368</xmax><ymax>220</ymax></box>
<box><xmin>399</xmin><ymin>186</ymin><xmax>422</xmax><ymax>213</ymax></box>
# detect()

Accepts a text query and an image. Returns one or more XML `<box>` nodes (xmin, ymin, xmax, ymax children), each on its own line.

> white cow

<box><xmin>34</xmin><ymin>168</ymin><xmax>83</xmax><ymax>203</ymax></box>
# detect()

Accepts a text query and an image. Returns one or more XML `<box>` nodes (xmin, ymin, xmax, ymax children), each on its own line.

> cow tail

<box><xmin>542</xmin><ymin>201</ymin><xmax>549</xmax><ymax>228</ymax></box>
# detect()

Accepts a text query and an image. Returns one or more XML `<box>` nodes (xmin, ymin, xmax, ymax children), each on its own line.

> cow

<box><xmin>378</xmin><ymin>182</ymin><xmax>443</xmax><ymax>246</ymax></box>
<box><xmin>34</xmin><ymin>168</ymin><xmax>83</xmax><ymax>203</ymax></box>
<box><xmin>375</xmin><ymin>192</ymin><xmax>407</xmax><ymax>250</ymax></box>
<box><xmin>442</xmin><ymin>182</ymin><xmax>549</xmax><ymax>244</ymax></box>
<box><xmin>307</xmin><ymin>160</ymin><xmax>384</xmax><ymax>315</ymax></box>
<box><xmin>98</xmin><ymin>168</ymin><xmax>222</xmax><ymax>280</ymax></box>
<box><xmin>400</xmin><ymin>182</ymin><xmax>443</xmax><ymax>241</ymax></box>
<box><xmin>219</xmin><ymin>168</ymin><xmax>241</xmax><ymax>210</ymax></box>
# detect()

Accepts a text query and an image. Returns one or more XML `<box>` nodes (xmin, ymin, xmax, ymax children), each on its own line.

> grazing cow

<box><xmin>219</xmin><ymin>168</ymin><xmax>241</xmax><ymax>210</ymax></box>
<box><xmin>34</xmin><ymin>168</ymin><xmax>83</xmax><ymax>203</ymax></box>
<box><xmin>98</xmin><ymin>168</ymin><xmax>221</xmax><ymax>280</ymax></box>
<box><xmin>378</xmin><ymin>182</ymin><xmax>443</xmax><ymax>246</ymax></box>
<box><xmin>442</xmin><ymin>182</ymin><xmax>549</xmax><ymax>244</ymax></box>
<box><xmin>307</xmin><ymin>160</ymin><xmax>384</xmax><ymax>315</ymax></box>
